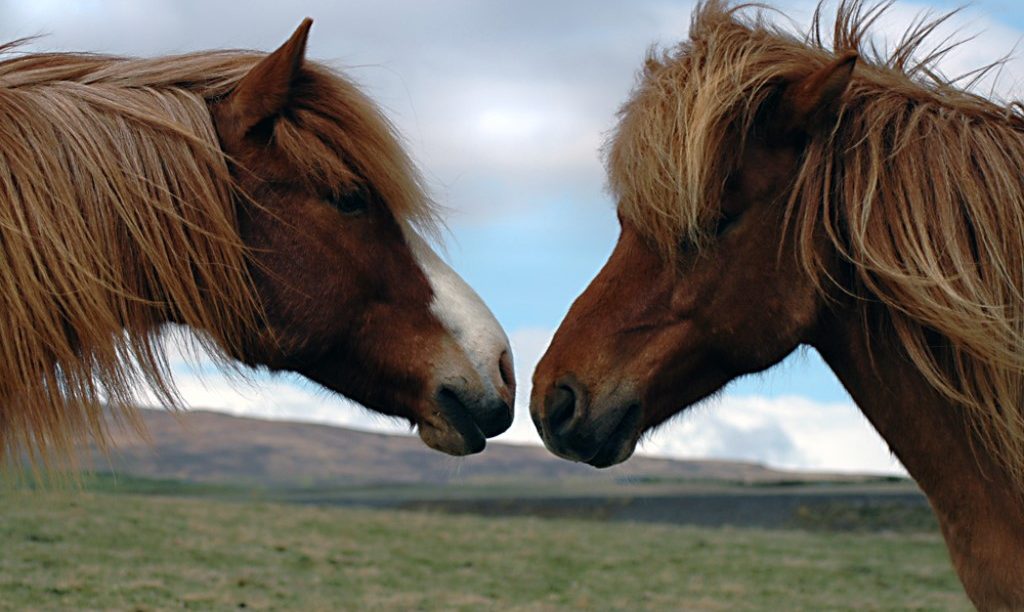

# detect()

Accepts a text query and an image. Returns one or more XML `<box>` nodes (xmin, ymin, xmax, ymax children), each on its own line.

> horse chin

<box><xmin>416</xmin><ymin>415</ymin><xmax>486</xmax><ymax>457</ymax></box>
<box><xmin>417</xmin><ymin>422</ymin><xmax>485</xmax><ymax>456</ymax></box>
<box><xmin>584</xmin><ymin>417</ymin><xmax>643</xmax><ymax>468</ymax></box>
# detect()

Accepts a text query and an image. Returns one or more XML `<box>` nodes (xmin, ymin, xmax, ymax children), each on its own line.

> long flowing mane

<box><xmin>609</xmin><ymin>0</ymin><xmax>1024</xmax><ymax>488</ymax></box>
<box><xmin>0</xmin><ymin>44</ymin><xmax>435</xmax><ymax>466</ymax></box>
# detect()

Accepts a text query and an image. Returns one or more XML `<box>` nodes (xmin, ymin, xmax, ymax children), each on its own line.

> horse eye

<box><xmin>715</xmin><ymin>210</ymin><xmax>740</xmax><ymax>236</ymax></box>
<box><xmin>329</xmin><ymin>186</ymin><xmax>370</xmax><ymax>216</ymax></box>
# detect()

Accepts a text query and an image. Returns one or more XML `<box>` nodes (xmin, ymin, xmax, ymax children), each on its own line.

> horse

<box><xmin>0</xmin><ymin>19</ymin><xmax>516</xmax><ymax>468</ymax></box>
<box><xmin>531</xmin><ymin>1</ymin><xmax>1024</xmax><ymax>607</ymax></box>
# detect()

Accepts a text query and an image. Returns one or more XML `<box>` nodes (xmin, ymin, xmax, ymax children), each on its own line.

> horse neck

<box><xmin>811</xmin><ymin>306</ymin><xmax>1024</xmax><ymax>609</ymax></box>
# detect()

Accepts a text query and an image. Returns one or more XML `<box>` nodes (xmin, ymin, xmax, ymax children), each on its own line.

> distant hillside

<box><xmin>88</xmin><ymin>408</ymin><xmax>868</xmax><ymax>488</ymax></box>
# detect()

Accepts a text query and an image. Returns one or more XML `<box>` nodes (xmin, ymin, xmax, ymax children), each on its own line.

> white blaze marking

<box><xmin>404</xmin><ymin>228</ymin><xmax>511</xmax><ymax>395</ymax></box>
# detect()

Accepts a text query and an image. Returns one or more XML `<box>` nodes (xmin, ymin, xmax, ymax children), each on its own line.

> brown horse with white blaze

<box><xmin>0</xmin><ymin>20</ymin><xmax>514</xmax><ymax>465</ymax></box>
<box><xmin>532</xmin><ymin>1</ymin><xmax>1024</xmax><ymax>607</ymax></box>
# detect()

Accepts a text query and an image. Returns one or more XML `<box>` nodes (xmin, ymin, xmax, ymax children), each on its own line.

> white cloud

<box><xmin>640</xmin><ymin>395</ymin><xmax>904</xmax><ymax>475</ymax></box>
<box><xmin>140</xmin><ymin>330</ymin><xmax>413</xmax><ymax>436</ymax></box>
<box><xmin>158</xmin><ymin>370</ymin><xmax>412</xmax><ymax>435</ymax></box>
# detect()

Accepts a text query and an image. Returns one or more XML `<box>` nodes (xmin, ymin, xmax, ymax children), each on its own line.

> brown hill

<box><xmin>89</xmin><ymin>408</ymin><xmax>860</xmax><ymax>487</ymax></box>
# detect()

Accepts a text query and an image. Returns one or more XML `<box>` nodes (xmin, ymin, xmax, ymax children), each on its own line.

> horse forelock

<box><xmin>0</xmin><ymin>44</ymin><xmax>437</xmax><ymax>468</ymax></box>
<box><xmin>608</xmin><ymin>0</ymin><xmax>1024</xmax><ymax>492</ymax></box>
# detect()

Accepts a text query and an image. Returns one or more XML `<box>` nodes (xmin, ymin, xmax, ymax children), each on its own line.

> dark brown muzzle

<box><xmin>532</xmin><ymin>374</ymin><xmax>643</xmax><ymax>468</ymax></box>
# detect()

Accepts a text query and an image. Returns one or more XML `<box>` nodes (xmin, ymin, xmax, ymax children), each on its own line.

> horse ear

<box><xmin>217</xmin><ymin>18</ymin><xmax>313</xmax><ymax>144</ymax></box>
<box><xmin>779</xmin><ymin>50</ymin><xmax>858</xmax><ymax>135</ymax></box>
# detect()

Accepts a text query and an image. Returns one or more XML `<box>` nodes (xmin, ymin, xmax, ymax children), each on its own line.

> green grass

<box><xmin>0</xmin><ymin>489</ymin><xmax>970</xmax><ymax>610</ymax></box>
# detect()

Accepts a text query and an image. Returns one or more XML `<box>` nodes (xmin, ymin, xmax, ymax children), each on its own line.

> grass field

<box><xmin>0</xmin><ymin>487</ymin><xmax>970</xmax><ymax>610</ymax></box>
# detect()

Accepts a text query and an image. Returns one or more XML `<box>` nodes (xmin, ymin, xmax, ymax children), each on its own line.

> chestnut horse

<box><xmin>532</xmin><ymin>1</ymin><xmax>1024</xmax><ymax>607</ymax></box>
<box><xmin>0</xmin><ymin>21</ymin><xmax>515</xmax><ymax>466</ymax></box>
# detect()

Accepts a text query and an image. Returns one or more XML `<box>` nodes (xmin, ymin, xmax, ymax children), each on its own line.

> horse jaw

<box><xmin>402</xmin><ymin>227</ymin><xmax>516</xmax><ymax>408</ymax></box>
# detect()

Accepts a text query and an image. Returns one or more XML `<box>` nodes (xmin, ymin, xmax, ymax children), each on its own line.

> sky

<box><xmin>4</xmin><ymin>0</ymin><xmax>1024</xmax><ymax>475</ymax></box>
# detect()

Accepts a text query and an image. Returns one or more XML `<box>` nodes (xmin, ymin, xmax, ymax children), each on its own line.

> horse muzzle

<box><xmin>530</xmin><ymin>374</ymin><xmax>644</xmax><ymax>467</ymax></box>
<box><xmin>416</xmin><ymin>345</ymin><xmax>515</xmax><ymax>456</ymax></box>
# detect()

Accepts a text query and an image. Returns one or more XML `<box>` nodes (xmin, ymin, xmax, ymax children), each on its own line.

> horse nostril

<box><xmin>545</xmin><ymin>384</ymin><xmax>578</xmax><ymax>434</ymax></box>
<box><xmin>497</xmin><ymin>349</ymin><xmax>516</xmax><ymax>400</ymax></box>
<box><xmin>498</xmin><ymin>350</ymin><xmax>513</xmax><ymax>387</ymax></box>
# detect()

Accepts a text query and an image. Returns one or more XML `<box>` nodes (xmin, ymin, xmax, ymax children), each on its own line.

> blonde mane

<box><xmin>609</xmin><ymin>0</ymin><xmax>1024</xmax><ymax>488</ymax></box>
<box><xmin>0</xmin><ymin>44</ymin><xmax>435</xmax><ymax>467</ymax></box>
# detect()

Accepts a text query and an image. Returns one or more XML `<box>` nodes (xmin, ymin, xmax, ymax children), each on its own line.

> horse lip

<box><xmin>583</xmin><ymin>403</ymin><xmax>644</xmax><ymax>468</ymax></box>
<box><xmin>475</xmin><ymin>398</ymin><xmax>514</xmax><ymax>437</ymax></box>
<box><xmin>434</xmin><ymin>386</ymin><xmax>487</xmax><ymax>454</ymax></box>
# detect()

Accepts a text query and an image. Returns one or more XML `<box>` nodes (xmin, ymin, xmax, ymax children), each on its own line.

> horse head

<box><xmin>212</xmin><ymin>22</ymin><xmax>515</xmax><ymax>455</ymax></box>
<box><xmin>531</xmin><ymin>43</ymin><xmax>857</xmax><ymax>466</ymax></box>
